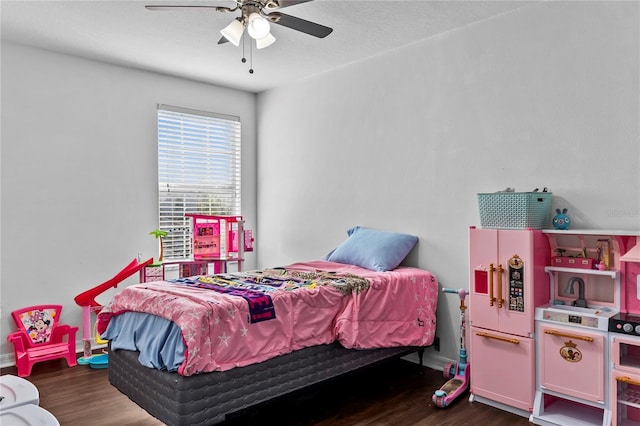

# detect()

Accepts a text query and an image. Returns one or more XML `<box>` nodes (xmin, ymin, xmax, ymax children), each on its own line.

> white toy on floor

<box><xmin>0</xmin><ymin>375</ymin><xmax>59</xmax><ymax>426</ymax></box>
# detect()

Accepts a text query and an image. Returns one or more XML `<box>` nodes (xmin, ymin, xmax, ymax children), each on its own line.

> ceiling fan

<box><xmin>145</xmin><ymin>1</ymin><xmax>333</xmax><ymax>50</ymax></box>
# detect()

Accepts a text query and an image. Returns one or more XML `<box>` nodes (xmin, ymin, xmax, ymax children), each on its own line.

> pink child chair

<box><xmin>7</xmin><ymin>304</ymin><xmax>78</xmax><ymax>377</ymax></box>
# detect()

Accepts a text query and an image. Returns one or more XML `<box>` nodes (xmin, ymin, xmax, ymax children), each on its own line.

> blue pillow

<box><xmin>324</xmin><ymin>226</ymin><xmax>418</xmax><ymax>272</ymax></box>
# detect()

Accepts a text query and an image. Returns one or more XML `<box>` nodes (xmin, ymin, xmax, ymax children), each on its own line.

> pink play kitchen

<box><xmin>468</xmin><ymin>190</ymin><xmax>640</xmax><ymax>426</ymax></box>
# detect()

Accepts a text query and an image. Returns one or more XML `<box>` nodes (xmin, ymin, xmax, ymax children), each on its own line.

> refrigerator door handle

<box><xmin>475</xmin><ymin>331</ymin><xmax>520</xmax><ymax>344</ymax></box>
<box><xmin>488</xmin><ymin>263</ymin><xmax>496</xmax><ymax>306</ymax></box>
<box><xmin>497</xmin><ymin>264</ymin><xmax>504</xmax><ymax>308</ymax></box>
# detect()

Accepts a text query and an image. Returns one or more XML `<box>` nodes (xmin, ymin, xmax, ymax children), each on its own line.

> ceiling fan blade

<box><xmin>265</xmin><ymin>12</ymin><xmax>332</xmax><ymax>38</ymax></box>
<box><xmin>145</xmin><ymin>5</ymin><xmax>237</xmax><ymax>12</ymax></box>
<box><xmin>218</xmin><ymin>36</ymin><xmax>230</xmax><ymax>45</ymax></box>
<box><xmin>264</xmin><ymin>0</ymin><xmax>314</xmax><ymax>11</ymax></box>
<box><xmin>146</xmin><ymin>5</ymin><xmax>217</xmax><ymax>10</ymax></box>
<box><xmin>275</xmin><ymin>1</ymin><xmax>315</xmax><ymax>9</ymax></box>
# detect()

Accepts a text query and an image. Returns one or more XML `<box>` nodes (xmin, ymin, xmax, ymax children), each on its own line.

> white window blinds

<box><xmin>157</xmin><ymin>104</ymin><xmax>241</xmax><ymax>260</ymax></box>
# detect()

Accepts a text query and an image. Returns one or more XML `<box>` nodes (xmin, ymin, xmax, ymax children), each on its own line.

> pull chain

<box><xmin>249</xmin><ymin>39</ymin><xmax>254</xmax><ymax>74</ymax></box>
<box><xmin>240</xmin><ymin>34</ymin><xmax>255</xmax><ymax>74</ymax></box>
<box><xmin>241</xmin><ymin>33</ymin><xmax>247</xmax><ymax>65</ymax></box>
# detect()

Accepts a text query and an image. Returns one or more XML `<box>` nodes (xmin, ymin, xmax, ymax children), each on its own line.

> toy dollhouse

<box><xmin>185</xmin><ymin>214</ymin><xmax>253</xmax><ymax>271</ymax></box>
<box><xmin>139</xmin><ymin>214</ymin><xmax>254</xmax><ymax>282</ymax></box>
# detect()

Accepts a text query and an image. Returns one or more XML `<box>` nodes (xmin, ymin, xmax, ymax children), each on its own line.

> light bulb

<box><xmin>247</xmin><ymin>13</ymin><xmax>270</xmax><ymax>40</ymax></box>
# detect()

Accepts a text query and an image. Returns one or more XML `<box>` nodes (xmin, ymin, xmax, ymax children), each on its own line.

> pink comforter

<box><xmin>98</xmin><ymin>260</ymin><xmax>438</xmax><ymax>376</ymax></box>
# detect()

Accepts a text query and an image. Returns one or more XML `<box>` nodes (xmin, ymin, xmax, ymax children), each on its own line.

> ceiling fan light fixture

<box><xmin>246</xmin><ymin>12</ymin><xmax>270</xmax><ymax>40</ymax></box>
<box><xmin>256</xmin><ymin>32</ymin><xmax>276</xmax><ymax>49</ymax></box>
<box><xmin>220</xmin><ymin>18</ymin><xmax>245</xmax><ymax>46</ymax></box>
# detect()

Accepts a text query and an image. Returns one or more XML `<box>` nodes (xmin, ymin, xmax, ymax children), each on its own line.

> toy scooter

<box><xmin>432</xmin><ymin>287</ymin><xmax>470</xmax><ymax>408</ymax></box>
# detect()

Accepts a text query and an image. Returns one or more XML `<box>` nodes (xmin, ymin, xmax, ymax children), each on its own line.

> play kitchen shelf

<box><xmin>544</xmin><ymin>229</ymin><xmax>638</xmax><ymax>272</ymax></box>
<box><xmin>531</xmin><ymin>229</ymin><xmax>640</xmax><ymax>426</ymax></box>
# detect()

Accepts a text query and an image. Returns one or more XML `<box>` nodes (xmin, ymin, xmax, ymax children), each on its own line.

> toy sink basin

<box><xmin>547</xmin><ymin>304</ymin><xmax>616</xmax><ymax>317</ymax></box>
<box><xmin>536</xmin><ymin>303</ymin><xmax>617</xmax><ymax>331</ymax></box>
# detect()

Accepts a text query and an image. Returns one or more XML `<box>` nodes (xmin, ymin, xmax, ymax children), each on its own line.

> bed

<box><xmin>98</xmin><ymin>228</ymin><xmax>439</xmax><ymax>425</ymax></box>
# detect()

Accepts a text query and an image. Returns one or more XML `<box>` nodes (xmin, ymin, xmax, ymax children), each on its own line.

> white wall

<box><xmin>0</xmin><ymin>42</ymin><xmax>257</xmax><ymax>363</ymax></box>
<box><xmin>256</xmin><ymin>1</ymin><xmax>640</xmax><ymax>367</ymax></box>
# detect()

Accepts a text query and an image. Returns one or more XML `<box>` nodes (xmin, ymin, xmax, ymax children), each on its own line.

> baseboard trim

<box><xmin>402</xmin><ymin>351</ymin><xmax>455</xmax><ymax>371</ymax></box>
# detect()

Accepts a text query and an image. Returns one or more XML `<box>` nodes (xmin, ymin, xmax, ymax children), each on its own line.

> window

<box><xmin>157</xmin><ymin>104</ymin><xmax>241</xmax><ymax>260</ymax></box>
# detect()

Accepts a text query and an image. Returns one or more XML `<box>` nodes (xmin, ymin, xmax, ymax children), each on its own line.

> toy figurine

<box><xmin>553</xmin><ymin>208</ymin><xmax>571</xmax><ymax>230</ymax></box>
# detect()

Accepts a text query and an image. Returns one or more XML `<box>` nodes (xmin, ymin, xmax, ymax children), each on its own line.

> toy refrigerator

<box><xmin>468</xmin><ymin>227</ymin><xmax>550</xmax><ymax>415</ymax></box>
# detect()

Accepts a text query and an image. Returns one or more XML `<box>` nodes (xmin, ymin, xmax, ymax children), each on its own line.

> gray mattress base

<box><xmin>108</xmin><ymin>342</ymin><xmax>424</xmax><ymax>426</ymax></box>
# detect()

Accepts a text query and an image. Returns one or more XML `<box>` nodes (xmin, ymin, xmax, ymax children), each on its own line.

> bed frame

<box><xmin>108</xmin><ymin>342</ymin><xmax>425</xmax><ymax>426</ymax></box>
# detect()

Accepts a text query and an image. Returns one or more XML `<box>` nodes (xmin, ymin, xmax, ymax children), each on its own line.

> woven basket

<box><xmin>478</xmin><ymin>192</ymin><xmax>552</xmax><ymax>229</ymax></box>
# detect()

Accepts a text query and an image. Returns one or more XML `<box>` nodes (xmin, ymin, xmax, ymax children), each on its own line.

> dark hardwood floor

<box><xmin>1</xmin><ymin>356</ymin><xmax>531</xmax><ymax>425</ymax></box>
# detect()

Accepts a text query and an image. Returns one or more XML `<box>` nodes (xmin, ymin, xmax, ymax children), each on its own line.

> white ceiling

<box><xmin>1</xmin><ymin>0</ymin><xmax>540</xmax><ymax>93</ymax></box>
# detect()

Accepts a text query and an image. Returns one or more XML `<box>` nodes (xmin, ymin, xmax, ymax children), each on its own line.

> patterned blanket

<box><xmin>169</xmin><ymin>269</ymin><xmax>370</xmax><ymax>323</ymax></box>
